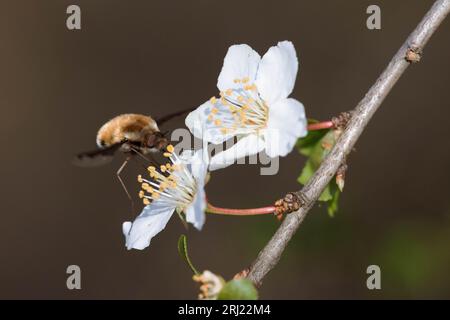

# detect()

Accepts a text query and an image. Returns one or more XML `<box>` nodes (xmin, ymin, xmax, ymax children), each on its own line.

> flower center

<box><xmin>137</xmin><ymin>144</ymin><xmax>197</xmax><ymax>211</ymax></box>
<box><xmin>207</xmin><ymin>77</ymin><xmax>269</xmax><ymax>135</ymax></box>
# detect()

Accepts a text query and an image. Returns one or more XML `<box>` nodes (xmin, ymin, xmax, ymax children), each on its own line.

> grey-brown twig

<box><xmin>246</xmin><ymin>0</ymin><xmax>450</xmax><ymax>287</ymax></box>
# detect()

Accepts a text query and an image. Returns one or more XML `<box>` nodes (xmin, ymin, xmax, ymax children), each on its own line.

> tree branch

<box><xmin>246</xmin><ymin>0</ymin><xmax>450</xmax><ymax>287</ymax></box>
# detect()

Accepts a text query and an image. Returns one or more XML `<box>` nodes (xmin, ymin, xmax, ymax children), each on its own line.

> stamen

<box><xmin>166</xmin><ymin>145</ymin><xmax>175</xmax><ymax>153</ymax></box>
<box><xmin>136</xmin><ymin>145</ymin><xmax>201</xmax><ymax>213</ymax></box>
<box><xmin>151</xmin><ymin>192</ymin><xmax>160</xmax><ymax>200</ymax></box>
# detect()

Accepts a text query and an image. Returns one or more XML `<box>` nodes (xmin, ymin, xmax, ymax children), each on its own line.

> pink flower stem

<box><xmin>206</xmin><ymin>202</ymin><xmax>276</xmax><ymax>216</ymax></box>
<box><xmin>307</xmin><ymin>121</ymin><xmax>334</xmax><ymax>131</ymax></box>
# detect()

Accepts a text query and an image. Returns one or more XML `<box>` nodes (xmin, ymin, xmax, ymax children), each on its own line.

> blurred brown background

<box><xmin>0</xmin><ymin>0</ymin><xmax>449</xmax><ymax>299</ymax></box>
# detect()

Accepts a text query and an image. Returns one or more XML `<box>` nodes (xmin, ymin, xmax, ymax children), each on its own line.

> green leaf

<box><xmin>297</xmin><ymin>159</ymin><xmax>315</xmax><ymax>185</ymax></box>
<box><xmin>297</xmin><ymin>128</ymin><xmax>342</xmax><ymax>215</ymax></box>
<box><xmin>177</xmin><ymin>234</ymin><xmax>199</xmax><ymax>275</ymax></box>
<box><xmin>318</xmin><ymin>184</ymin><xmax>332</xmax><ymax>202</ymax></box>
<box><xmin>296</xmin><ymin>121</ymin><xmax>330</xmax><ymax>157</ymax></box>
<box><xmin>327</xmin><ymin>181</ymin><xmax>340</xmax><ymax>217</ymax></box>
<box><xmin>217</xmin><ymin>279</ymin><xmax>258</xmax><ymax>300</ymax></box>
<box><xmin>298</xmin><ymin>160</ymin><xmax>332</xmax><ymax>201</ymax></box>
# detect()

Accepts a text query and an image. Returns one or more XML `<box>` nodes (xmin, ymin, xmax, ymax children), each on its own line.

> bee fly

<box><xmin>73</xmin><ymin>109</ymin><xmax>191</xmax><ymax>213</ymax></box>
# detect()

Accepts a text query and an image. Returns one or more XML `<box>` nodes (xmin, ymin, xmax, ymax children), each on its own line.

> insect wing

<box><xmin>73</xmin><ymin>143</ymin><xmax>123</xmax><ymax>167</ymax></box>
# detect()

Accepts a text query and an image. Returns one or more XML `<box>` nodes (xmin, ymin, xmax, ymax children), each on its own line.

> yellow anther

<box><xmin>137</xmin><ymin>175</ymin><xmax>143</xmax><ymax>183</ymax></box>
<box><xmin>225</xmin><ymin>89</ymin><xmax>233</xmax><ymax>96</ymax></box>
<box><xmin>214</xmin><ymin>119</ymin><xmax>222</xmax><ymax>126</ymax></box>
<box><xmin>210</xmin><ymin>96</ymin><xmax>217</xmax><ymax>104</ymax></box>
<box><xmin>233</xmin><ymin>78</ymin><xmax>241</xmax><ymax>83</ymax></box>
<box><xmin>220</xmin><ymin>128</ymin><xmax>228</xmax><ymax>134</ymax></box>
<box><xmin>207</xmin><ymin>114</ymin><xmax>213</xmax><ymax>122</ymax></box>
<box><xmin>138</xmin><ymin>190</ymin><xmax>145</xmax><ymax>198</ymax></box>
<box><xmin>143</xmin><ymin>198</ymin><xmax>150</xmax><ymax>205</ymax></box>
<box><xmin>166</xmin><ymin>163</ymin><xmax>172</xmax><ymax>169</ymax></box>
<box><xmin>242</xmin><ymin>77</ymin><xmax>250</xmax><ymax>83</ymax></box>
<box><xmin>152</xmin><ymin>192</ymin><xmax>160</xmax><ymax>200</ymax></box>
<box><xmin>148</xmin><ymin>165</ymin><xmax>156</xmax><ymax>171</ymax></box>
<box><xmin>163</xmin><ymin>152</ymin><xmax>171</xmax><ymax>157</ymax></box>
<box><xmin>237</xmin><ymin>95</ymin><xmax>244</xmax><ymax>102</ymax></box>
<box><xmin>166</xmin><ymin>144</ymin><xmax>175</xmax><ymax>153</ymax></box>
<box><xmin>141</xmin><ymin>183</ymin><xmax>150</xmax><ymax>190</ymax></box>
<box><xmin>161</xmin><ymin>180</ymin><xmax>169</xmax><ymax>188</ymax></box>
<box><xmin>228</xmin><ymin>105</ymin><xmax>236</xmax><ymax>113</ymax></box>
<box><xmin>211</xmin><ymin>107</ymin><xmax>219</xmax><ymax>114</ymax></box>
<box><xmin>160</xmin><ymin>165</ymin><xmax>167</xmax><ymax>172</ymax></box>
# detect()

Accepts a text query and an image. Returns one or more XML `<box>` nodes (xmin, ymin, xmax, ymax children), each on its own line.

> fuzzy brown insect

<box><xmin>74</xmin><ymin>109</ymin><xmax>192</xmax><ymax>213</ymax></box>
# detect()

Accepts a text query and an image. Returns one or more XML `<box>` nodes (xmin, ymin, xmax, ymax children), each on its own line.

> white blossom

<box><xmin>123</xmin><ymin>148</ymin><xmax>208</xmax><ymax>250</ymax></box>
<box><xmin>186</xmin><ymin>41</ymin><xmax>307</xmax><ymax>170</ymax></box>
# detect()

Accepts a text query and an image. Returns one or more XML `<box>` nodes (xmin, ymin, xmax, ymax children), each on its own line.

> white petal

<box><xmin>190</xmin><ymin>149</ymin><xmax>209</xmax><ymax>182</ymax></box>
<box><xmin>123</xmin><ymin>203</ymin><xmax>176</xmax><ymax>250</ymax></box>
<box><xmin>209</xmin><ymin>134</ymin><xmax>265</xmax><ymax>170</ymax></box>
<box><xmin>185</xmin><ymin>100</ymin><xmax>211</xmax><ymax>141</ymax></box>
<box><xmin>265</xmin><ymin>98</ymin><xmax>307</xmax><ymax>157</ymax></box>
<box><xmin>185</xmin><ymin>100</ymin><xmax>238</xmax><ymax>144</ymax></box>
<box><xmin>217</xmin><ymin>44</ymin><xmax>261</xmax><ymax>92</ymax></box>
<box><xmin>185</xmin><ymin>186</ymin><xmax>206</xmax><ymax>230</ymax></box>
<box><xmin>122</xmin><ymin>222</ymin><xmax>132</xmax><ymax>236</ymax></box>
<box><xmin>179</xmin><ymin>149</ymin><xmax>196</xmax><ymax>162</ymax></box>
<box><xmin>256</xmin><ymin>41</ymin><xmax>298</xmax><ymax>104</ymax></box>
<box><xmin>179</xmin><ymin>148</ymin><xmax>209</xmax><ymax>184</ymax></box>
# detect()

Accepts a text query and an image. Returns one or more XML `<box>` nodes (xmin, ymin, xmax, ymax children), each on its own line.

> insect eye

<box><xmin>99</xmin><ymin>140</ymin><xmax>106</xmax><ymax>147</ymax></box>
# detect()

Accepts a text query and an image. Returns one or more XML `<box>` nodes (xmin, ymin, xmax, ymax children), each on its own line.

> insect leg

<box><xmin>129</xmin><ymin>146</ymin><xmax>154</xmax><ymax>164</ymax></box>
<box><xmin>116</xmin><ymin>155</ymin><xmax>135</xmax><ymax>217</ymax></box>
